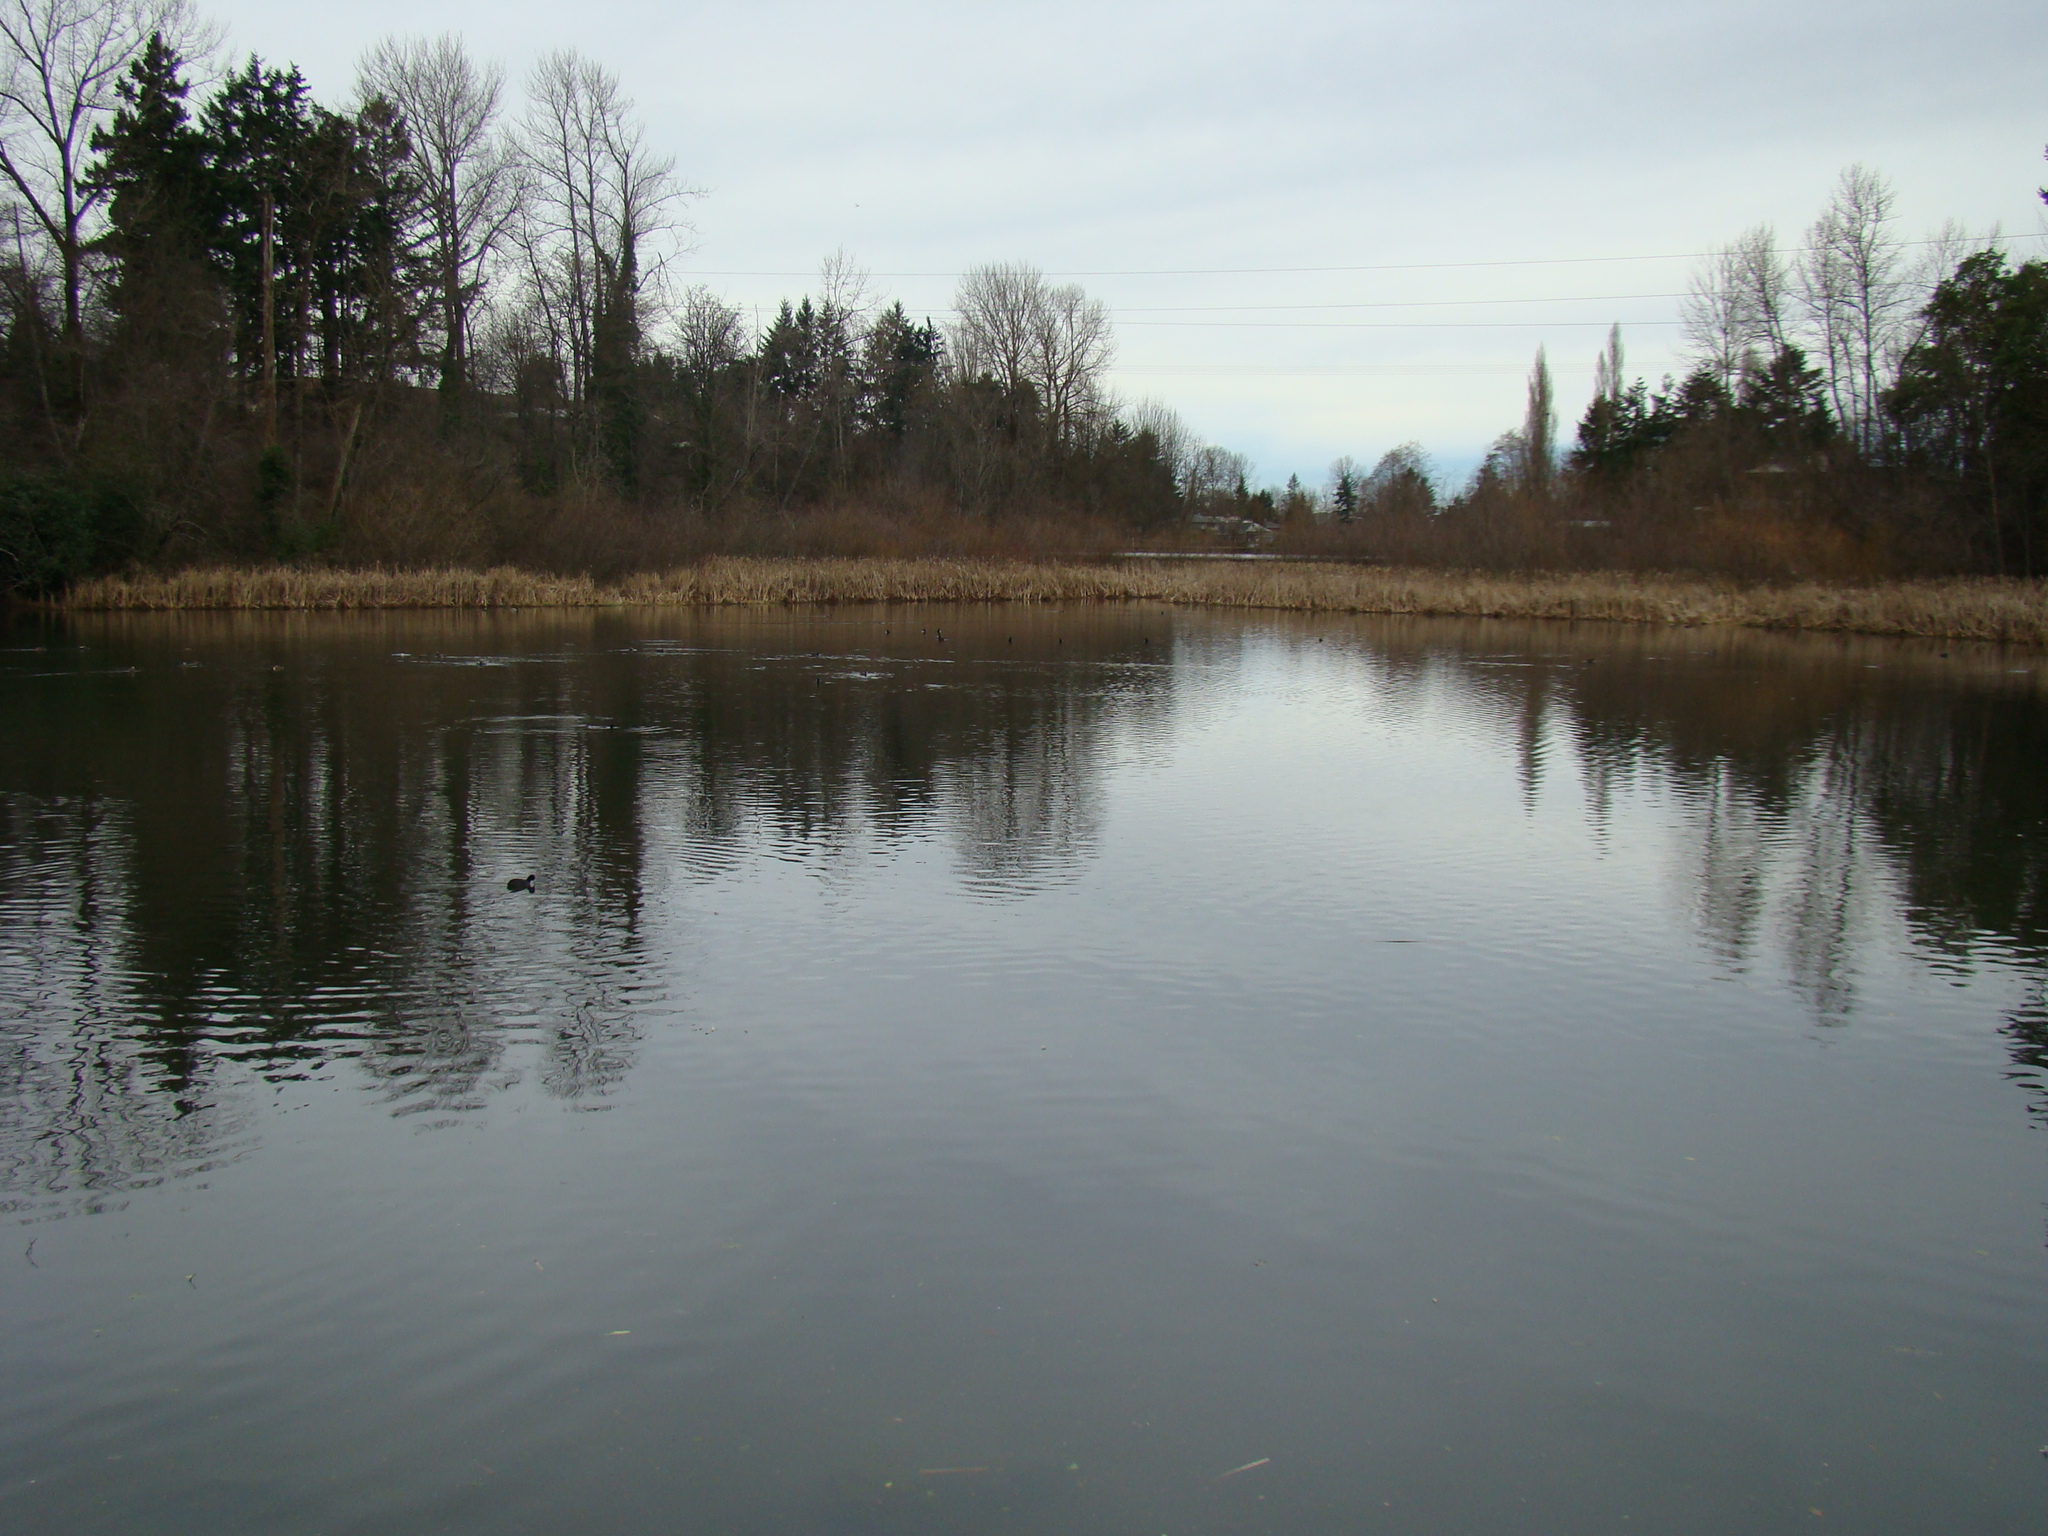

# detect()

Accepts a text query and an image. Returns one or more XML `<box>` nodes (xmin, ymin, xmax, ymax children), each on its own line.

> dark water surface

<box><xmin>2</xmin><ymin>604</ymin><xmax>2045</xmax><ymax>1535</ymax></box>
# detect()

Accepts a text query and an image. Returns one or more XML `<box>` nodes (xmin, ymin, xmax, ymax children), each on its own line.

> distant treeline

<box><xmin>0</xmin><ymin>10</ymin><xmax>1241</xmax><ymax>591</ymax></box>
<box><xmin>1300</xmin><ymin>165</ymin><xmax>2048</xmax><ymax>579</ymax></box>
<box><xmin>0</xmin><ymin>3</ymin><xmax>2043</xmax><ymax>592</ymax></box>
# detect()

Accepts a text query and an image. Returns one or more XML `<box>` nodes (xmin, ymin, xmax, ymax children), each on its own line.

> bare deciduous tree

<box><xmin>357</xmin><ymin>33</ymin><xmax>519</xmax><ymax>413</ymax></box>
<box><xmin>672</xmin><ymin>283</ymin><xmax>745</xmax><ymax>378</ymax></box>
<box><xmin>1894</xmin><ymin>217</ymin><xmax>1998</xmax><ymax>360</ymax></box>
<box><xmin>0</xmin><ymin>0</ymin><xmax>211</xmax><ymax>346</ymax></box>
<box><xmin>951</xmin><ymin>259</ymin><xmax>1111</xmax><ymax>447</ymax></box>
<box><xmin>1680</xmin><ymin>245</ymin><xmax>1745</xmax><ymax>386</ymax></box>
<box><xmin>1684</xmin><ymin>224</ymin><xmax>1797</xmax><ymax>387</ymax></box>
<box><xmin>811</xmin><ymin>248</ymin><xmax>871</xmax><ymax>483</ymax></box>
<box><xmin>1363</xmin><ymin>442</ymin><xmax>1436</xmax><ymax>517</ymax></box>
<box><xmin>1731</xmin><ymin>224</ymin><xmax>1794</xmax><ymax>358</ymax></box>
<box><xmin>1127</xmin><ymin>397</ymin><xmax>1193</xmax><ymax>498</ymax></box>
<box><xmin>512</xmin><ymin>48</ymin><xmax>688</xmax><ymax>484</ymax></box>
<box><xmin>1798</xmin><ymin>165</ymin><xmax>1912</xmax><ymax>450</ymax></box>
<box><xmin>1185</xmin><ymin>443</ymin><xmax>1249</xmax><ymax>508</ymax></box>
<box><xmin>950</xmin><ymin>259</ymin><xmax>1039</xmax><ymax>399</ymax></box>
<box><xmin>1687</xmin><ymin>178</ymin><xmax>1997</xmax><ymax>460</ymax></box>
<box><xmin>817</xmin><ymin>246</ymin><xmax>872</xmax><ymax>329</ymax></box>
<box><xmin>1031</xmin><ymin>278</ymin><xmax>1111</xmax><ymax>446</ymax></box>
<box><xmin>515</xmin><ymin>51</ymin><xmax>683</xmax><ymax>393</ymax></box>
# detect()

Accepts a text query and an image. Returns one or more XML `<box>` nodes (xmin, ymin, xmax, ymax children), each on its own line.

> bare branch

<box><xmin>357</xmin><ymin>33</ymin><xmax>519</xmax><ymax>398</ymax></box>
<box><xmin>0</xmin><ymin>0</ymin><xmax>216</xmax><ymax>336</ymax></box>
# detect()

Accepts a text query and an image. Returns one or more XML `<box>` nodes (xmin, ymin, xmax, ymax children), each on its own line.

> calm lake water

<box><xmin>1</xmin><ymin>603</ymin><xmax>2045</xmax><ymax>1535</ymax></box>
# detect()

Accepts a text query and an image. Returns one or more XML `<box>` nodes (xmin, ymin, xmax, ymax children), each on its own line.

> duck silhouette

<box><xmin>507</xmin><ymin>875</ymin><xmax>535</xmax><ymax>892</ymax></box>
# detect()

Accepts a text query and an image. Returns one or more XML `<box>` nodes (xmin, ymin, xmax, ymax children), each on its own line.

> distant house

<box><xmin>1187</xmin><ymin>513</ymin><xmax>1274</xmax><ymax>547</ymax></box>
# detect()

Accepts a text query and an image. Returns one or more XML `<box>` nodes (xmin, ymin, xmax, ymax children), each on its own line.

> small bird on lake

<box><xmin>507</xmin><ymin>875</ymin><xmax>535</xmax><ymax>892</ymax></box>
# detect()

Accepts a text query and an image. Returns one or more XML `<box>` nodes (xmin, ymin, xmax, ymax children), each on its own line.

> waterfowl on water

<box><xmin>507</xmin><ymin>875</ymin><xmax>535</xmax><ymax>892</ymax></box>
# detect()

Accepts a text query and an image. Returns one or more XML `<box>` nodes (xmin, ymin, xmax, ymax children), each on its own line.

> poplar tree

<box><xmin>1521</xmin><ymin>345</ymin><xmax>1555</xmax><ymax>494</ymax></box>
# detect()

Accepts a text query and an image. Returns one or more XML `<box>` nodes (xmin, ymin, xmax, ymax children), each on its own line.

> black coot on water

<box><xmin>507</xmin><ymin>875</ymin><xmax>535</xmax><ymax>892</ymax></box>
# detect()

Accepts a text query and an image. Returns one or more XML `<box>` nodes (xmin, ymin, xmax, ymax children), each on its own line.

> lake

<box><xmin>1</xmin><ymin>603</ymin><xmax>2044</xmax><ymax>1534</ymax></box>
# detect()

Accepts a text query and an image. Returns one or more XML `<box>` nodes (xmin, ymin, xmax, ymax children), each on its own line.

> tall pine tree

<box><xmin>86</xmin><ymin>35</ymin><xmax>219</xmax><ymax>368</ymax></box>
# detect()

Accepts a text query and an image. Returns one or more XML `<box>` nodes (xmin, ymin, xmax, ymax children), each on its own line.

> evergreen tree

<box><xmin>293</xmin><ymin>97</ymin><xmax>424</xmax><ymax>389</ymax></box>
<box><xmin>1330</xmin><ymin>462</ymin><xmax>1358</xmax><ymax>522</ymax></box>
<box><xmin>201</xmin><ymin>57</ymin><xmax>317</xmax><ymax>410</ymax></box>
<box><xmin>1363</xmin><ymin>443</ymin><xmax>1436</xmax><ymax>517</ymax></box>
<box><xmin>1737</xmin><ymin>345</ymin><xmax>1830</xmax><ymax>450</ymax></box>
<box><xmin>198</xmin><ymin>59</ymin><xmax>428</xmax><ymax>425</ymax></box>
<box><xmin>589</xmin><ymin>214</ymin><xmax>641</xmax><ymax>491</ymax></box>
<box><xmin>1886</xmin><ymin>252</ymin><xmax>2048</xmax><ymax>572</ymax></box>
<box><xmin>860</xmin><ymin>302</ymin><xmax>940</xmax><ymax>437</ymax></box>
<box><xmin>1570</xmin><ymin>367</ymin><xmax>1735</xmax><ymax>479</ymax></box>
<box><xmin>1083</xmin><ymin>421</ymin><xmax>1180</xmax><ymax>526</ymax></box>
<box><xmin>1279</xmin><ymin>471</ymin><xmax>1315</xmax><ymax>524</ymax></box>
<box><xmin>85</xmin><ymin>34</ymin><xmax>218</xmax><ymax>364</ymax></box>
<box><xmin>1570</xmin><ymin>380</ymin><xmax>1651</xmax><ymax>477</ymax></box>
<box><xmin>760</xmin><ymin>299</ymin><xmax>819</xmax><ymax>400</ymax></box>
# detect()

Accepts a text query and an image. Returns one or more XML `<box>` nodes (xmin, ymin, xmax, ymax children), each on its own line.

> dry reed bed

<box><xmin>58</xmin><ymin>560</ymin><xmax>2048</xmax><ymax>644</ymax></box>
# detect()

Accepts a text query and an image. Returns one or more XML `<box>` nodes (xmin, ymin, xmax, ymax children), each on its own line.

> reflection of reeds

<box><xmin>60</xmin><ymin>559</ymin><xmax>2048</xmax><ymax>643</ymax></box>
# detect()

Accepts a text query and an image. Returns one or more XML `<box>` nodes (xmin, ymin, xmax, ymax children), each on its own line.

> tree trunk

<box><xmin>260</xmin><ymin>194</ymin><xmax>277</xmax><ymax>445</ymax></box>
<box><xmin>438</xmin><ymin>252</ymin><xmax>466</xmax><ymax>431</ymax></box>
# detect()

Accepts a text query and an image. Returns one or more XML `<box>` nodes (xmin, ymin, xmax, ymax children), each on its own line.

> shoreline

<box><xmin>47</xmin><ymin>559</ymin><xmax>2048</xmax><ymax>645</ymax></box>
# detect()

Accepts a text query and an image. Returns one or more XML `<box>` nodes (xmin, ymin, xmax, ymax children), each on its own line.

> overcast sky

<box><xmin>201</xmin><ymin>0</ymin><xmax>2045</xmax><ymax>489</ymax></box>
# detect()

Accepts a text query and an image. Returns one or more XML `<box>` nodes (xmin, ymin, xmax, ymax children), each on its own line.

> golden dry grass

<box><xmin>57</xmin><ymin>559</ymin><xmax>2048</xmax><ymax>645</ymax></box>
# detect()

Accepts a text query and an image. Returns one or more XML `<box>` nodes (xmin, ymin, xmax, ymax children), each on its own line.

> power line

<box><xmin>1119</xmin><ymin>364</ymin><xmax>1531</xmax><ymax>376</ymax></box>
<box><xmin>1117</xmin><ymin>318</ymin><xmax>1683</xmax><ymax>329</ymax></box>
<box><xmin>691</xmin><ymin>254</ymin><xmax>1702</xmax><ymax>279</ymax></box>
<box><xmin>750</xmin><ymin>289</ymin><xmax>1694</xmax><ymax>317</ymax></box>
<box><xmin>748</xmin><ymin>299</ymin><xmax>1690</xmax><ymax>328</ymax></box>
<box><xmin>1114</xmin><ymin>292</ymin><xmax>1687</xmax><ymax>313</ymax></box>
<box><xmin>855</xmin><ymin>296</ymin><xmax>1687</xmax><ymax>319</ymax></box>
<box><xmin>685</xmin><ymin>232</ymin><xmax>2043</xmax><ymax>283</ymax></box>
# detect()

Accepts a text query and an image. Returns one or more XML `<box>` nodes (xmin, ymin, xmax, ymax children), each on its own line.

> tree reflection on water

<box><xmin>1</xmin><ymin>607</ymin><xmax>2043</xmax><ymax>1214</ymax></box>
<box><xmin>1404</xmin><ymin>619</ymin><xmax>2046</xmax><ymax>1097</ymax></box>
<box><xmin>0</xmin><ymin>608</ymin><xmax>1162</xmax><ymax>1210</ymax></box>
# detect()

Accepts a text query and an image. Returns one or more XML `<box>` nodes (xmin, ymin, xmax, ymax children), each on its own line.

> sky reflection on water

<box><xmin>1</xmin><ymin>605</ymin><xmax>2045</xmax><ymax>1535</ymax></box>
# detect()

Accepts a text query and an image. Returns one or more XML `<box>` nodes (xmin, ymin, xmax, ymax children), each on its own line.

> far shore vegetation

<box><xmin>1</xmin><ymin>11</ymin><xmax>2045</xmax><ymax>633</ymax></box>
<box><xmin>54</xmin><ymin>560</ymin><xmax>2048</xmax><ymax>647</ymax></box>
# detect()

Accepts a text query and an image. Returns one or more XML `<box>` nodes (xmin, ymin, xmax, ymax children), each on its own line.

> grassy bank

<box><xmin>54</xmin><ymin>559</ymin><xmax>2048</xmax><ymax>645</ymax></box>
